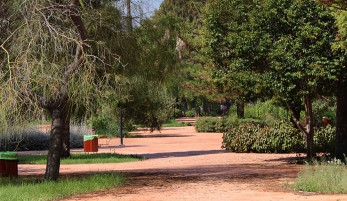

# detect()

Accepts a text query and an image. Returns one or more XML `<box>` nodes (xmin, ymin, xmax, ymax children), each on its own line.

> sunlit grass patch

<box><xmin>18</xmin><ymin>153</ymin><xmax>144</xmax><ymax>164</ymax></box>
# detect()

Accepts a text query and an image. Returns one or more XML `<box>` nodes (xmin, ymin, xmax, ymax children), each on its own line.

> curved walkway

<box><xmin>19</xmin><ymin>126</ymin><xmax>347</xmax><ymax>201</ymax></box>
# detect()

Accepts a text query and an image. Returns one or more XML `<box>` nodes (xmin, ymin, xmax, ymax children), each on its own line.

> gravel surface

<box><xmin>19</xmin><ymin>123</ymin><xmax>347</xmax><ymax>201</ymax></box>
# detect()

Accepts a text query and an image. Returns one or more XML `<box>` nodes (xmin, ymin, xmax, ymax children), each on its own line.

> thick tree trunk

<box><xmin>237</xmin><ymin>103</ymin><xmax>244</xmax><ymax>118</ymax></box>
<box><xmin>45</xmin><ymin>107</ymin><xmax>64</xmax><ymax>181</ymax></box>
<box><xmin>335</xmin><ymin>96</ymin><xmax>347</xmax><ymax>160</ymax></box>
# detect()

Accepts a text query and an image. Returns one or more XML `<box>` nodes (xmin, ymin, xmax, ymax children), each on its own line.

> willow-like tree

<box><xmin>0</xmin><ymin>0</ymin><xmax>124</xmax><ymax>180</ymax></box>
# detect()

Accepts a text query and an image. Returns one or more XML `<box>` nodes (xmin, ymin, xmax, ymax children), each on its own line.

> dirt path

<box><xmin>19</xmin><ymin>125</ymin><xmax>347</xmax><ymax>201</ymax></box>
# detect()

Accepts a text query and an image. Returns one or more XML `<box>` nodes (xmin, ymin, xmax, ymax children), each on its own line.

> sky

<box><xmin>147</xmin><ymin>0</ymin><xmax>164</xmax><ymax>16</ymax></box>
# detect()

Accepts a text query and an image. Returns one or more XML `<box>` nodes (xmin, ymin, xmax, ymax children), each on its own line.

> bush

<box><xmin>195</xmin><ymin>117</ymin><xmax>231</xmax><ymax>132</ymax></box>
<box><xmin>221</xmin><ymin>122</ymin><xmax>265</xmax><ymax>152</ymax></box>
<box><xmin>185</xmin><ymin>109</ymin><xmax>195</xmax><ymax>117</ymax></box>
<box><xmin>170</xmin><ymin>108</ymin><xmax>183</xmax><ymax>118</ymax></box>
<box><xmin>314</xmin><ymin>126</ymin><xmax>335</xmax><ymax>153</ymax></box>
<box><xmin>252</xmin><ymin>121</ymin><xmax>305</xmax><ymax>153</ymax></box>
<box><xmin>221</xmin><ymin>121</ymin><xmax>307</xmax><ymax>153</ymax></box>
<box><xmin>222</xmin><ymin>120</ymin><xmax>337</xmax><ymax>154</ymax></box>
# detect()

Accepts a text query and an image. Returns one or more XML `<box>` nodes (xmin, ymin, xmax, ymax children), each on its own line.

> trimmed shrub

<box><xmin>252</xmin><ymin>121</ymin><xmax>305</xmax><ymax>153</ymax></box>
<box><xmin>195</xmin><ymin>117</ymin><xmax>218</xmax><ymax>132</ymax></box>
<box><xmin>195</xmin><ymin>117</ymin><xmax>232</xmax><ymax>132</ymax></box>
<box><xmin>222</xmin><ymin>122</ymin><xmax>264</xmax><ymax>152</ymax></box>
<box><xmin>222</xmin><ymin>120</ymin><xmax>336</xmax><ymax>154</ymax></box>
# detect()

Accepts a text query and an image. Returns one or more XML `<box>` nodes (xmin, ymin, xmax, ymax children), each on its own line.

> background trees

<box><xmin>205</xmin><ymin>0</ymin><xmax>339</xmax><ymax>158</ymax></box>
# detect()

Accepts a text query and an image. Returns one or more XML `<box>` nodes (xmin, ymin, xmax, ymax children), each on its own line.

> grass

<box><xmin>290</xmin><ymin>158</ymin><xmax>347</xmax><ymax>194</ymax></box>
<box><xmin>162</xmin><ymin>119</ymin><xmax>190</xmax><ymax>127</ymax></box>
<box><xmin>18</xmin><ymin>153</ymin><xmax>144</xmax><ymax>164</ymax></box>
<box><xmin>0</xmin><ymin>173</ymin><xmax>125</xmax><ymax>201</ymax></box>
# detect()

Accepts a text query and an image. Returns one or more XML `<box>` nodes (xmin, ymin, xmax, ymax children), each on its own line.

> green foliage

<box><xmin>222</xmin><ymin>120</ymin><xmax>336</xmax><ymax>153</ymax></box>
<box><xmin>252</xmin><ymin>121</ymin><xmax>305</xmax><ymax>153</ymax></box>
<box><xmin>185</xmin><ymin>109</ymin><xmax>196</xmax><ymax>117</ymax></box>
<box><xmin>291</xmin><ymin>158</ymin><xmax>347</xmax><ymax>193</ymax></box>
<box><xmin>195</xmin><ymin>117</ymin><xmax>231</xmax><ymax>132</ymax></box>
<box><xmin>162</xmin><ymin>119</ymin><xmax>190</xmax><ymax>127</ymax></box>
<box><xmin>169</xmin><ymin>108</ymin><xmax>183</xmax><ymax>118</ymax></box>
<box><xmin>221</xmin><ymin>122</ymin><xmax>266</xmax><ymax>153</ymax></box>
<box><xmin>314</xmin><ymin>126</ymin><xmax>336</xmax><ymax>153</ymax></box>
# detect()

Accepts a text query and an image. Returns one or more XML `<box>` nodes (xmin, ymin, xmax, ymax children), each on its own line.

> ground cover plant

<box><xmin>18</xmin><ymin>153</ymin><xmax>143</xmax><ymax>165</ymax></box>
<box><xmin>291</xmin><ymin>158</ymin><xmax>347</xmax><ymax>193</ymax></box>
<box><xmin>0</xmin><ymin>173</ymin><xmax>125</xmax><ymax>201</ymax></box>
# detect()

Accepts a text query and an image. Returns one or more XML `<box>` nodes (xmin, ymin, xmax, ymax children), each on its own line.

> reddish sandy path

<box><xmin>19</xmin><ymin>125</ymin><xmax>347</xmax><ymax>201</ymax></box>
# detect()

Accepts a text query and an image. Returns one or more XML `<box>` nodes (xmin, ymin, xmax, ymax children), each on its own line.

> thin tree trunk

<box><xmin>45</xmin><ymin>107</ymin><xmax>64</xmax><ymax>181</ymax></box>
<box><xmin>126</xmin><ymin>0</ymin><xmax>132</xmax><ymax>34</ymax></box>
<box><xmin>236</xmin><ymin>102</ymin><xmax>244</xmax><ymax>118</ymax></box>
<box><xmin>286</xmin><ymin>95</ymin><xmax>315</xmax><ymax>159</ymax></box>
<box><xmin>335</xmin><ymin>95</ymin><xmax>347</xmax><ymax>160</ymax></box>
<box><xmin>304</xmin><ymin>95</ymin><xmax>314</xmax><ymax>158</ymax></box>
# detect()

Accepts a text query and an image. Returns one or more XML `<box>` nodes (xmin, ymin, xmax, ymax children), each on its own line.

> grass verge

<box><xmin>0</xmin><ymin>173</ymin><xmax>125</xmax><ymax>201</ymax></box>
<box><xmin>18</xmin><ymin>153</ymin><xmax>144</xmax><ymax>164</ymax></box>
<box><xmin>290</xmin><ymin>159</ymin><xmax>347</xmax><ymax>193</ymax></box>
<box><xmin>162</xmin><ymin>119</ymin><xmax>190</xmax><ymax>127</ymax></box>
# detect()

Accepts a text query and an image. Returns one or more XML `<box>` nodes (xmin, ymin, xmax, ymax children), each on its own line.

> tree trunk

<box><xmin>45</xmin><ymin>107</ymin><xmax>64</xmax><ymax>181</ymax></box>
<box><xmin>195</xmin><ymin>107</ymin><xmax>200</xmax><ymax>117</ymax></box>
<box><xmin>290</xmin><ymin>101</ymin><xmax>302</xmax><ymax>128</ymax></box>
<box><xmin>335</xmin><ymin>95</ymin><xmax>347</xmax><ymax>160</ymax></box>
<box><xmin>126</xmin><ymin>0</ymin><xmax>132</xmax><ymax>34</ymax></box>
<box><xmin>237</xmin><ymin>102</ymin><xmax>244</xmax><ymax>118</ymax></box>
<box><xmin>61</xmin><ymin>106</ymin><xmax>71</xmax><ymax>158</ymax></box>
<box><xmin>286</xmin><ymin>95</ymin><xmax>315</xmax><ymax>159</ymax></box>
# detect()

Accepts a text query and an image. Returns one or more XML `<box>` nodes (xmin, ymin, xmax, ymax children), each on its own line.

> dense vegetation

<box><xmin>2</xmin><ymin>0</ymin><xmax>347</xmax><ymax>180</ymax></box>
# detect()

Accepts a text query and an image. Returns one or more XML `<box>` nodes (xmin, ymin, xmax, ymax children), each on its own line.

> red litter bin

<box><xmin>0</xmin><ymin>152</ymin><xmax>18</xmax><ymax>178</ymax></box>
<box><xmin>84</xmin><ymin>135</ymin><xmax>99</xmax><ymax>152</ymax></box>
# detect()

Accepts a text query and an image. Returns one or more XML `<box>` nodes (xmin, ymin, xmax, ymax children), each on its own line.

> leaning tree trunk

<box><xmin>45</xmin><ymin>106</ymin><xmax>65</xmax><ymax>181</ymax></box>
<box><xmin>335</xmin><ymin>95</ymin><xmax>347</xmax><ymax>160</ymax></box>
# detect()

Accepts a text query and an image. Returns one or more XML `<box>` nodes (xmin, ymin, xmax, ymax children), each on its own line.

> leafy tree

<box><xmin>312</xmin><ymin>1</ymin><xmax>347</xmax><ymax>159</ymax></box>
<box><xmin>204</xmin><ymin>0</ymin><xmax>271</xmax><ymax>118</ymax></box>
<box><xmin>155</xmin><ymin>0</ymin><xmax>225</xmax><ymax>117</ymax></box>
<box><xmin>205</xmin><ymin>0</ymin><xmax>337</xmax><ymax>158</ymax></box>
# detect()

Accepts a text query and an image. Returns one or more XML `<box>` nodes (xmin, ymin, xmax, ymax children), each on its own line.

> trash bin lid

<box><xmin>0</xmin><ymin>152</ymin><xmax>18</xmax><ymax>160</ymax></box>
<box><xmin>84</xmin><ymin>135</ymin><xmax>98</xmax><ymax>141</ymax></box>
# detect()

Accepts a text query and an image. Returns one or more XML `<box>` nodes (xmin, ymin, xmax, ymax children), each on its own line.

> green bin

<box><xmin>0</xmin><ymin>152</ymin><xmax>18</xmax><ymax>177</ymax></box>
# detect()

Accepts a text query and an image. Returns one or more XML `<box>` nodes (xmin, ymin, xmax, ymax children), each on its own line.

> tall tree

<box><xmin>205</xmin><ymin>0</ymin><xmax>337</xmax><ymax>158</ymax></box>
<box><xmin>205</xmin><ymin>0</ymin><xmax>270</xmax><ymax>118</ymax></box>
<box><xmin>317</xmin><ymin>0</ymin><xmax>347</xmax><ymax>161</ymax></box>
<box><xmin>155</xmin><ymin>0</ymin><xmax>225</xmax><ymax>117</ymax></box>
